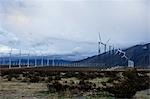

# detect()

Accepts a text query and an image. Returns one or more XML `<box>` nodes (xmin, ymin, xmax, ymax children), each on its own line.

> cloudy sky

<box><xmin>0</xmin><ymin>0</ymin><xmax>149</xmax><ymax>55</ymax></box>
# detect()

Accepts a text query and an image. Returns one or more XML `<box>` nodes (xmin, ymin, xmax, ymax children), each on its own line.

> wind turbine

<box><xmin>31</xmin><ymin>47</ymin><xmax>38</xmax><ymax>67</ymax></box>
<box><xmin>98</xmin><ymin>33</ymin><xmax>106</xmax><ymax>54</ymax></box>
<box><xmin>9</xmin><ymin>48</ymin><xmax>12</xmax><ymax>69</ymax></box>
<box><xmin>109</xmin><ymin>45</ymin><xmax>112</xmax><ymax>54</ymax></box>
<box><xmin>43</xmin><ymin>43</ymin><xmax>52</xmax><ymax>67</ymax></box>
<box><xmin>121</xmin><ymin>52</ymin><xmax>128</xmax><ymax>60</ymax></box>
<box><xmin>34</xmin><ymin>51</ymin><xmax>37</xmax><ymax>67</ymax></box>
<box><xmin>27</xmin><ymin>50</ymin><xmax>30</xmax><ymax>68</ymax></box>
<box><xmin>0</xmin><ymin>52</ymin><xmax>4</xmax><ymax>66</ymax></box>
<box><xmin>112</xmin><ymin>45</ymin><xmax>115</xmax><ymax>54</ymax></box>
<box><xmin>39</xmin><ymin>51</ymin><xmax>44</xmax><ymax>66</ymax></box>
<box><xmin>0</xmin><ymin>50</ymin><xmax>13</xmax><ymax>67</ymax></box>
<box><xmin>47</xmin><ymin>56</ymin><xmax>49</xmax><ymax>66</ymax></box>
<box><xmin>115</xmin><ymin>48</ymin><xmax>128</xmax><ymax>60</ymax></box>
<box><xmin>45</xmin><ymin>44</ymin><xmax>50</xmax><ymax>67</ymax></box>
<box><xmin>115</xmin><ymin>48</ymin><xmax>122</xmax><ymax>55</ymax></box>
<box><xmin>100</xmin><ymin>39</ymin><xmax>110</xmax><ymax>53</ymax></box>
<box><xmin>18</xmin><ymin>49</ymin><xmax>21</xmax><ymax>68</ymax></box>
<box><xmin>28</xmin><ymin>49</ymin><xmax>37</xmax><ymax>67</ymax></box>
<box><xmin>98</xmin><ymin>33</ymin><xmax>111</xmax><ymax>53</ymax></box>
<box><xmin>52</xmin><ymin>56</ymin><xmax>55</xmax><ymax>66</ymax></box>
<box><xmin>105</xmin><ymin>39</ymin><xmax>110</xmax><ymax>53</ymax></box>
<box><xmin>115</xmin><ymin>46</ymin><xmax>135</xmax><ymax>67</ymax></box>
<box><xmin>0</xmin><ymin>55</ymin><xmax>1</xmax><ymax>66</ymax></box>
<box><xmin>98</xmin><ymin>33</ymin><xmax>102</xmax><ymax>54</ymax></box>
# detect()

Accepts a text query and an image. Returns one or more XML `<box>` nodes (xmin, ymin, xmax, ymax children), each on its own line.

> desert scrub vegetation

<box><xmin>1</xmin><ymin>68</ymin><xmax>149</xmax><ymax>98</ymax></box>
<box><xmin>45</xmin><ymin>69</ymin><xmax>150</xmax><ymax>98</ymax></box>
<box><xmin>47</xmin><ymin>79</ymin><xmax>107</xmax><ymax>97</ymax></box>
<box><xmin>103</xmin><ymin>69</ymin><xmax>150</xmax><ymax>98</ymax></box>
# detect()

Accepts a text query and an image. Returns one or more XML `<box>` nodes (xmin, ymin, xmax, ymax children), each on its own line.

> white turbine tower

<box><xmin>105</xmin><ymin>39</ymin><xmax>110</xmax><ymax>53</ymax></box>
<box><xmin>9</xmin><ymin>48</ymin><xmax>12</xmax><ymax>69</ymax></box>
<box><xmin>98</xmin><ymin>33</ymin><xmax>111</xmax><ymax>53</ymax></box>
<box><xmin>47</xmin><ymin>56</ymin><xmax>49</xmax><ymax>66</ymax></box>
<box><xmin>27</xmin><ymin>50</ymin><xmax>30</xmax><ymax>68</ymax></box>
<box><xmin>28</xmin><ymin>49</ymin><xmax>37</xmax><ymax>67</ymax></box>
<box><xmin>100</xmin><ymin>39</ymin><xmax>110</xmax><ymax>53</ymax></box>
<box><xmin>40</xmin><ymin>51</ymin><xmax>44</xmax><ymax>67</ymax></box>
<box><xmin>19</xmin><ymin>49</ymin><xmax>21</xmax><ymax>68</ymax></box>
<box><xmin>98</xmin><ymin>33</ymin><xmax>106</xmax><ymax>54</ymax></box>
<box><xmin>52</xmin><ymin>56</ymin><xmax>55</xmax><ymax>66</ymax></box>
<box><xmin>0</xmin><ymin>52</ymin><xmax>5</xmax><ymax>66</ymax></box>
<box><xmin>0</xmin><ymin>52</ymin><xmax>3</xmax><ymax>66</ymax></box>
<box><xmin>109</xmin><ymin>45</ymin><xmax>112</xmax><ymax>54</ymax></box>
<box><xmin>112</xmin><ymin>45</ymin><xmax>115</xmax><ymax>54</ymax></box>
<box><xmin>34</xmin><ymin>52</ymin><xmax>37</xmax><ymax>67</ymax></box>
<box><xmin>32</xmin><ymin>47</ymin><xmax>38</xmax><ymax>67</ymax></box>
<box><xmin>98</xmin><ymin>33</ymin><xmax>102</xmax><ymax>55</ymax></box>
<box><xmin>45</xmin><ymin>43</ymin><xmax>50</xmax><ymax>66</ymax></box>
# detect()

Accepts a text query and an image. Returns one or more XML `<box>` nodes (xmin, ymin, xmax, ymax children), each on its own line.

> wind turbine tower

<box><xmin>19</xmin><ymin>49</ymin><xmax>21</xmax><ymax>68</ymax></box>
<box><xmin>98</xmin><ymin>33</ymin><xmax>111</xmax><ymax>53</ymax></box>
<box><xmin>39</xmin><ymin>50</ymin><xmax>44</xmax><ymax>67</ymax></box>
<box><xmin>27</xmin><ymin>51</ymin><xmax>30</xmax><ymax>67</ymax></box>
<box><xmin>9</xmin><ymin>48</ymin><xmax>12</xmax><ymax>69</ymax></box>
<box><xmin>105</xmin><ymin>39</ymin><xmax>110</xmax><ymax>53</ymax></box>
<box><xmin>98</xmin><ymin>33</ymin><xmax>102</xmax><ymax>55</ymax></box>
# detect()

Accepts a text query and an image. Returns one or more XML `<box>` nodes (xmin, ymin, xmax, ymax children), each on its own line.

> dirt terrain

<box><xmin>0</xmin><ymin>67</ymin><xmax>150</xmax><ymax>99</ymax></box>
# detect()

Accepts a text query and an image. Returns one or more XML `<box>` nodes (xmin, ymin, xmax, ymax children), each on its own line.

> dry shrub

<box><xmin>29</xmin><ymin>76</ymin><xmax>40</xmax><ymax>83</ymax></box>
<box><xmin>105</xmin><ymin>69</ymin><xmax>150</xmax><ymax>98</ymax></box>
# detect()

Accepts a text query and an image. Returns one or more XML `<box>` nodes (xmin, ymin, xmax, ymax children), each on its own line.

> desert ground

<box><xmin>0</xmin><ymin>67</ymin><xmax>150</xmax><ymax>99</ymax></box>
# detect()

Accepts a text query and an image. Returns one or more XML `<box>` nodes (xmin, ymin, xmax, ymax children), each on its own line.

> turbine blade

<box><xmin>99</xmin><ymin>32</ymin><xmax>102</xmax><ymax>42</ymax></box>
<box><xmin>115</xmin><ymin>50</ymin><xmax>118</xmax><ymax>55</ymax></box>
<box><xmin>106</xmin><ymin>38</ymin><xmax>110</xmax><ymax>44</ymax></box>
<box><xmin>101</xmin><ymin>42</ymin><xmax>105</xmax><ymax>45</ymax></box>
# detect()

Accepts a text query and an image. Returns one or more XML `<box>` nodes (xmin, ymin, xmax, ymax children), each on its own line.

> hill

<box><xmin>75</xmin><ymin>43</ymin><xmax>150</xmax><ymax>68</ymax></box>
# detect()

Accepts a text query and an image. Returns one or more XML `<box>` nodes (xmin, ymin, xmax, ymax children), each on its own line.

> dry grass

<box><xmin>0</xmin><ymin>68</ymin><xmax>149</xmax><ymax>99</ymax></box>
<box><xmin>0</xmin><ymin>81</ymin><xmax>48</xmax><ymax>99</ymax></box>
<box><xmin>88</xmin><ymin>77</ymin><xmax>109</xmax><ymax>88</ymax></box>
<box><xmin>89</xmin><ymin>77</ymin><xmax>109</xmax><ymax>83</ymax></box>
<box><xmin>133</xmin><ymin>89</ymin><xmax>150</xmax><ymax>99</ymax></box>
<box><xmin>60</xmin><ymin>77</ymin><xmax>80</xmax><ymax>84</ymax></box>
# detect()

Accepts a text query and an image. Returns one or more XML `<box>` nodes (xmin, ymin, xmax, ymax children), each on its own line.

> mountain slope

<box><xmin>75</xmin><ymin>43</ymin><xmax>150</xmax><ymax>68</ymax></box>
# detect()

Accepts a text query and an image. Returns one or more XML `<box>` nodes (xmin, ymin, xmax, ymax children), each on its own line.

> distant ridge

<box><xmin>75</xmin><ymin>43</ymin><xmax>150</xmax><ymax>68</ymax></box>
<box><xmin>0</xmin><ymin>43</ymin><xmax>149</xmax><ymax>68</ymax></box>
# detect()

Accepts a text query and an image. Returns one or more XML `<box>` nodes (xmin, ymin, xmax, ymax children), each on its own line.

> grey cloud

<box><xmin>0</xmin><ymin>0</ymin><xmax>149</xmax><ymax>55</ymax></box>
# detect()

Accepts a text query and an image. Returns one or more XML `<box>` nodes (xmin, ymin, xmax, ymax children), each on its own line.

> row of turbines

<box><xmin>0</xmin><ymin>33</ymin><xmax>134</xmax><ymax>69</ymax></box>
<box><xmin>0</xmin><ymin>49</ymin><xmax>107</xmax><ymax>69</ymax></box>
<box><xmin>0</xmin><ymin>49</ymin><xmax>56</xmax><ymax>69</ymax></box>
<box><xmin>98</xmin><ymin>32</ymin><xmax>134</xmax><ymax>67</ymax></box>
<box><xmin>98</xmin><ymin>33</ymin><xmax>115</xmax><ymax>55</ymax></box>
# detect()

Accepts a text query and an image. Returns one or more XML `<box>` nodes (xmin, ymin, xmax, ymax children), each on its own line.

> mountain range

<box><xmin>74</xmin><ymin>43</ymin><xmax>150</xmax><ymax>68</ymax></box>
<box><xmin>0</xmin><ymin>28</ymin><xmax>149</xmax><ymax>68</ymax></box>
